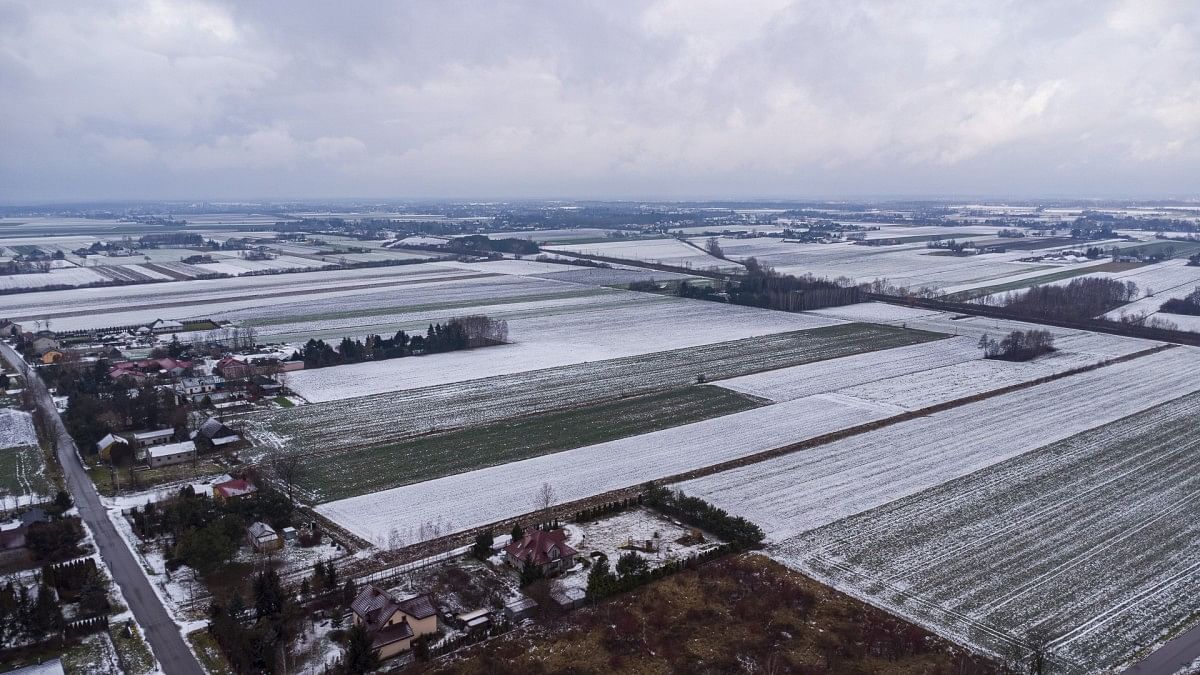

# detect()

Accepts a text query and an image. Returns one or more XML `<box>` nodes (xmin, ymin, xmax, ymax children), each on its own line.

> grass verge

<box><xmin>188</xmin><ymin>629</ymin><xmax>235</xmax><ymax>675</ymax></box>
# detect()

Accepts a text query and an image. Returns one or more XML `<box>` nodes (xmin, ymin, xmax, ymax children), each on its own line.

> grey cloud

<box><xmin>1</xmin><ymin>0</ymin><xmax>1198</xmax><ymax>201</ymax></box>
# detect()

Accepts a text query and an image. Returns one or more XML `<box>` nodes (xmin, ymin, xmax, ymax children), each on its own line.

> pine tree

<box><xmin>341</xmin><ymin>623</ymin><xmax>380</xmax><ymax>674</ymax></box>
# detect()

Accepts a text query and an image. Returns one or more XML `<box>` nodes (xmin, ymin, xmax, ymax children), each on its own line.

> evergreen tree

<box><xmin>341</xmin><ymin>623</ymin><xmax>380</xmax><ymax>674</ymax></box>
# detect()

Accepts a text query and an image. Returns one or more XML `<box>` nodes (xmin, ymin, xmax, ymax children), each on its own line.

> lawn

<box><xmin>289</xmin><ymin>385</ymin><xmax>763</xmax><ymax>503</ymax></box>
<box><xmin>188</xmin><ymin>629</ymin><xmax>234</xmax><ymax>675</ymax></box>
<box><xmin>86</xmin><ymin>456</ymin><xmax>230</xmax><ymax>496</ymax></box>
<box><xmin>0</xmin><ymin>444</ymin><xmax>52</xmax><ymax>502</ymax></box>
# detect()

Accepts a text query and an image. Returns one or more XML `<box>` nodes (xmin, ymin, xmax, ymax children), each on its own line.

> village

<box><xmin>0</xmin><ymin>316</ymin><xmax>750</xmax><ymax>673</ymax></box>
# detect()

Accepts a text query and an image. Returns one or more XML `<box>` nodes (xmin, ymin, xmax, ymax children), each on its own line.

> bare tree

<box><xmin>265</xmin><ymin>450</ymin><xmax>306</xmax><ymax>503</ymax></box>
<box><xmin>538</xmin><ymin>482</ymin><xmax>556</xmax><ymax>511</ymax></box>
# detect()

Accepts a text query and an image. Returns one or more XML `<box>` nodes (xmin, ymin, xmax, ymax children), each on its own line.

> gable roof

<box><xmin>351</xmin><ymin>585</ymin><xmax>403</xmax><ymax>631</ymax></box>
<box><xmin>397</xmin><ymin>594</ymin><xmax>437</xmax><ymax>620</ymax></box>
<box><xmin>504</xmin><ymin>528</ymin><xmax>577</xmax><ymax>567</ymax></box>
<box><xmin>247</xmin><ymin>521</ymin><xmax>277</xmax><ymax>540</ymax></box>
<box><xmin>213</xmin><ymin>478</ymin><xmax>256</xmax><ymax>499</ymax></box>
<box><xmin>96</xmin><ymin>433</ymin><xmax>128</xmax><ymax>451</ymax></box>
<box><xmin>197</xmin><ymin>417</ymin><xmax>238</xmax><ymax>440</ymax></box>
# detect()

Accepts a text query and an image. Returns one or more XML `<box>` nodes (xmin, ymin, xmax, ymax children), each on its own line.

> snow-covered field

<box><xmin>678</xmin><ymin>346</ymin><xmax>1199</xmax><ymax>542</ymax></box>
<box><xmin>715</xmin><ymin>337</ymin><xmax>981</xmax><ymax>402</ymax></box>
<box><xmin>699</xmin><ymin>237</ymin><xmax>1096</xmax><ymax>292</ymax></box>
<box><xmin>316</xmin><ymin>392</ymin><xmax>889</xmax><ymax>547</ymax></box>
<box><xmin>0</xmin><ymin>265</ymin><xmax>109</xmax><ymax>290</ymax></box>
<box><xmin>786</xmin><ymin>390</ymin><xmax>1200</xmax><ymax>673</ymax></box>
<box><xmin>1</xmin><ymin>263</ymin><xmax>481</xmax><ymax>330</ymax></box>
<box><xmin>545</xmin><ymin>238</ymin><xmax>742</xmax><ymax>271</ymax></box>
<box><xmin>251</xmin><ymin>323</ymin><xmax>927</xmax><ymax>460</ymax></box>
<box><xmin>0</xmin><ymin>407</ymin><xmax>36</xmax><ymax>448</ymax></box>
<box><xmin>285</xmin><ymin>296</ymin><xmax>842</xmax><ymax>402</ymax></box>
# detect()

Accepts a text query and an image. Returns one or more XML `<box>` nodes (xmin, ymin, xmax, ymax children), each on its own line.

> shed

<box><xmin>281</xmin><ymin>526</ymin><xmax>298</xmax><ymax>542</ymax></box>
<box><xmin>132</xmin><ymin>428</ymin><xmax>174</xmax><ymax>447</ymax></box>
<box><xmin>504</xmin><ymin>596</ymin><xmax>538</xmax><ymax>622</ymax></box>
<box><xmin>548</xmin><ymin>587</ymin><xmax>587</xmax><ymax>611</ymax></box>
<box><xmin>247</xmin><ymin>521</ymin><xmax>282</xmax><ymax>552</ymax></box>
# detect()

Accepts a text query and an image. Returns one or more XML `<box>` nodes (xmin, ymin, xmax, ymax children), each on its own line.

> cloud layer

<box><xmin>1</xmin><ymin>0</ymin><xmax>1198</xmax><ymax>201</ymax></box>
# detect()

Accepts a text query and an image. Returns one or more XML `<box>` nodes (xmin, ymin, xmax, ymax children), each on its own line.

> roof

<box><xmin>398</xmin><ymin>594</ymin><xmax>437</xmax><ymax>620</ymax></box>
<box><xmin>213</xmin><ymin>478</ymin><xmax>256</xmax><ymax>499</ymax></box>
<box><xmin>96</xmin><ymin>433</ymin><xmax>128</xmax><ymax>450</ymax></box>
<box><xmin>504</xmin><ymin>528</ymin><xmax>577</xmax><ymax>567</ymax></box>
<box><xmin>2</xmin><ymin>658</ymin><xmax>65</xmax><ymax>675</ymax></box>
<box><xmin>370</xmin><ymin>620</ymin><xmax>414</xmax><ymax>649</ymax></box>
<box><xmin>197</xmin><ymin>417</ymin><xmax>238</xmax><ymax>440</ymax></box>
<box><xmin>147</xmin><ymin>440</ymin><xmax>195</xmax><ymax>459</ymax></box>
<box><xmin>132</xmin><ymin>428</ymin><xmax>174</xmax><ymax>441</ymax></box>
<box><xmin>351</xmin><ymin>586</ymin><xmax>437</xmax><ymax>636</ymax></box>
<box><xmin>247</xmin><ymin>521</ymin><xmax>277</xmax><ymax>539</ymax></box>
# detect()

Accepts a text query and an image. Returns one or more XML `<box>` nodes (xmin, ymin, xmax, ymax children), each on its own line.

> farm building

<box><xmin>246</xmin><ymin>521</ymin><xmax>282</xmax><ymax>552</ymax></box>
<box><xmin>213</xmin><ymin>478</ymin><xmax>257</xmax><ymax>503</ymax></box>
<box><xmin>504</xmin><ymin>528</ymin><xmax>577</xmax><ymax>577</ymax></box>
<box><xmin>349</xmin><ymin>586</ymin><xmax>439</xmax><ymax>660</ymax></box>
<box><xmin>192</xmin><ymin>417</ymin><xmax>242</xmax><ymax>452</ymax></box>
<box><xmin>131</xmin><ymin>428</ymin><xmax>174</xmax><ymax>448</ymax></box>
<box><xmin>146</xmin><ymin>440</ymin><xmax>195</xmax><ymax>468</ymax></box>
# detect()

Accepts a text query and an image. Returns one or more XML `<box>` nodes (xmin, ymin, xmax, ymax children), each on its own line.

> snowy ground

<box><xmin>678</xmin><ymin>346</ymin><xmax>1200</xmax><ymax>541</ymax></box>
<box><xmin>544</xmin><ymin>238</ymin><xmax>742</xmax><ymax>271</ymax></box>
<box><xmin>554</xmin><ymin>508</ymin><xmax>722</xmax><ymax>592</ymax></box>
<box><xmin>285</xmin><ymin>296</ymin><xmax>841</xmax><ymax>402</ymax></box>
<box><xmin>315</xmin><ymin>392</ymin><xmax>886</xmax><ymax>547</ymax></box>
<box><xmin>784</xmin><ymin>390</ymin><xmax>1200</xmax><ymax>674</ymax></box>
<box><xmin>0</xmin><ymin>407</ymin><xmax>37</xmax><ymax>448</ymax></box>
<box><xmin>2</xmin><ymin>263</ymin><xmax>468</xmax><ymax>329</ymax></box>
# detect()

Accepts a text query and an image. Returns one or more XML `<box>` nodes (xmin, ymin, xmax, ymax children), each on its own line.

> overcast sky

<box><xmin>1</xmin><ymin>0</ymin><xmax>1198</xmax><ymax>202</ymax></box>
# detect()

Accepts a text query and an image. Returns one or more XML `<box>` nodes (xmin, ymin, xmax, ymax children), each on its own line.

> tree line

<box><xmin>1161</xmin><ymin>287</ymin><xmax>1200</xmax><ymax>316</ymax></box>
<box><xmin>978</xmin><ymin>330</ymin><xmax>1056</xmax><ymax>362</ymax></box>
<box><xmin>294</xmin><ymin>316</ymin><xmax>508</xmax><ymax>370</ymax></box>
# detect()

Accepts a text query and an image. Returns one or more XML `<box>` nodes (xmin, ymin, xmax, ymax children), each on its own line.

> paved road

<box><xmin>1124</xmin><ymin>626</ymin><xmax>1200</xmax><ymax>675</ymax></box>
<box><xmin>1</xmin><ymin>342</ymin><xmax>205</xmax><ymax>675</ymax></box>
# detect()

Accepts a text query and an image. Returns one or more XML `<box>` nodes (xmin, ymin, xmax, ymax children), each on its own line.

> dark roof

<box><xmin>351</xmin><ymin>585</ymin><xmax>403</xmax><ymax>632</ymax></box>
<box><xmin>504</xmin><ymin>529</ymin><xmax>577</xmax><ymax>567</ymax></box>
<box><xmin>197</xmin><ymin>417</ymin><xmax>237</xmax><ymax>440</ymax></box>
<box><xmin>398</xmin><ymin>594</ymin><xmax>437</xmax><ymax>620</ymax></box>
<box><xmin>19</xmin><ymin>508</ymin><xmax>49</xmax><ymax>526</ymax></box>
<box><xmin>370</xmin><ymin>619</ymin><xmax>413</xmax><ymax>649</ymax></box>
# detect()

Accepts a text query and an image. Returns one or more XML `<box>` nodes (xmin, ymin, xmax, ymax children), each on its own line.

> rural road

<box><xmin>0</xmin><ymin>342</ymin><xmax>205</xmax><ymax>675</ymax></box>
<box><xmin>1123</xmin><ymin>626</ymin><xmax>1200</xmax><ymax>675</ymax></box>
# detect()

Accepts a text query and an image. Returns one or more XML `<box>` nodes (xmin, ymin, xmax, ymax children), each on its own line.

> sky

<box><xmin>1</xmin><ymin>0</ymin><xmax>1198</xmax><ymax>202</ymax></box>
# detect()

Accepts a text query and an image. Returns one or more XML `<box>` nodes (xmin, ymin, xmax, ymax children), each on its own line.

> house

<box><xmin>40</xmin><ymin>350</ymin><xmax>64</xmax><ymax>365</ymax></box>
<box><xmin>246</xmin><ymin>522</ymin><xmax>282</xmax><ymax>552</ymax></box>
<box><xmin>96</xmin><ymin>433</ymin><xmax>130</xmax><ymax>462</ymax></box>
<box><xmin>214</xmin><ymin>356</ymin><xmax>254</xmax><ymax>380</ymax></box>
<box><xmin>148</xmin><ymin>319</ymin><xmax>185</xmax><ymax>334</ymax></box>
<box><xmin>349</xmin><ymin>586</ymin><xmax>439</xmax><ymax>660</ymax></box>
<box><xmin>145</xmin><ymin>440</ymin><xmax>195</xmax><ymax>468</ymax></box>
<box><xmin>504</xmin><ymin>528</ymin><xmax>577</xmax><ymax>576</ymax></box>
<box><xmin>213</xmin><ymin>478</ymin><xmax>257</xmax><ymax>503</ymax></box>
<box><xmin>30</xmin><ymin>336</ymin><xmax>59</xmax><ymax>356</ymax></box>
<box><xmin>0</xmin><ymin>320</ymin><xmax>23</xmax><ymax>338</ymax></box>
<box><xmin>131</xmin><ymin>428</ymin><xmax>175</xmax><ymax>448</ymax></box>
<box><xmin>191</xmin><ymin>417</ymin><xmax>242</xmax><ymax>452</ymax></box>
<box><xmin>172</xmin><ymin>375</ymin><xmax>225</xmax><ymax>403</ymax></box>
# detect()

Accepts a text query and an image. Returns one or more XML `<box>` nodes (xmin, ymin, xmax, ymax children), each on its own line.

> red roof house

<box><xmin>504</xmin><ymin>528</ymin><xmax>577</xmax><ymax>576</ymax></box>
